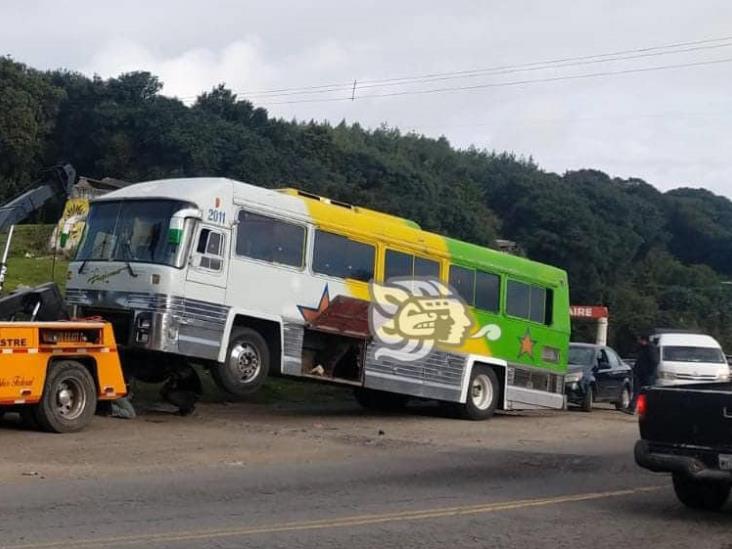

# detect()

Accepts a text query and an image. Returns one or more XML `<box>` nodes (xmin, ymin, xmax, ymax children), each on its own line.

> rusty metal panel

<box><xmin>307</xmin><ymin>295</ymin><xmax>371</xmax><ymax>338</ymax></box>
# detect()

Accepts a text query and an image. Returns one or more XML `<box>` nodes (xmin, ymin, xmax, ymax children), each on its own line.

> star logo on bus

<box><xmin>518</xmin><ymin>328</ymin><xmax>536</xmax><ymax>359</ymax></box>
<box><xmin>298</xmin><ymin>286</ymin><xmax>330</xmax><ymax>321</ymax></box>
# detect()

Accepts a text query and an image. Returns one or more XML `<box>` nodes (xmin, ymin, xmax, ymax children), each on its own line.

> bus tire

<box><xmin>213</xmin><ymin>327</ymin><xmax>270</xmax><ymax>398</ymax></box>
<box><xmin>354</xmin><ymin>388</ymin><xmax>408</xmax><ymax>412</ymax></box>
<box><xmin>34</xmin><ymin>360</ymin><xmax>97</xmax><ymax>433</ymax></box>
<box><xmin>460</xmin><ymin>366</ymin><xmax>500</xmax><ymax>420</ymax></box>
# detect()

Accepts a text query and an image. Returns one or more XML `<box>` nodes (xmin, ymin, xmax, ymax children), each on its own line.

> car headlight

<box><xmin>717</xmin><ymin>371</ymin><xmax>730</xmax><ymax>381</ymax></box>
<box><xmin>657</xmin><ymin>371</ymin><xmax>677</xmax><ymax>380</ymax></box>
<box><xmin>565</xmin><ymin>372</ymin><xmax>583</xmax><ymax>383</ymax></box>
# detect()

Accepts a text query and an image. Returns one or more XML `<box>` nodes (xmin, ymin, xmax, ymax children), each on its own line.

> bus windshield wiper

<box><xmin>123</xmin><ymin>260</ymin><xmax>139</xmax><ymax>278</ymax></box>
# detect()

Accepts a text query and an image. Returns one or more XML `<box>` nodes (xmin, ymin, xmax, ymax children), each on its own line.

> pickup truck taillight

<box><xmin>636</xmin><ymin>393</ymin><xmax>647</xmax><ymax>418</ymax></box>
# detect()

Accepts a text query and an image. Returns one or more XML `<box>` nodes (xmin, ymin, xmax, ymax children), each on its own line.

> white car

<box><xmin>652</xmin><ymin>332</ymin><xmax>730</xmax><ymax>386</ymax></box>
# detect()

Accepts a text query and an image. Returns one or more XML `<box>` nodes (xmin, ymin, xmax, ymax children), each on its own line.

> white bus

<box><xmin>66</xmin><ymin>177</ymin><xmax>570</xmax><ymax>419</ymax></box>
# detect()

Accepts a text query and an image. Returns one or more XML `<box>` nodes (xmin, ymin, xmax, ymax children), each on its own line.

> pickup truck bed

<box><xmin>635</xmin><ymin>382</ymin><xmax>732</xmax><ymax>510</ymax></box>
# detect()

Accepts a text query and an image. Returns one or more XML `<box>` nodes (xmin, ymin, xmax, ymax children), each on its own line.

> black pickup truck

<box><xmin>634</xmin><ymin>383</ymin><xmax>732</xmax><ymax>511</ymax></box>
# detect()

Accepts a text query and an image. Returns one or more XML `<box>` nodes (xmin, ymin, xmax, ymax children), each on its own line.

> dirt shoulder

<box><xmin>0</xmin><ymin>381</ymin><xmax>639</xmax><ymax>483</ymax></box>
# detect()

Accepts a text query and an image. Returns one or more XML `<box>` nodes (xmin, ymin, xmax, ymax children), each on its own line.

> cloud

<box><xmin>83</xmin><ymin>38</ymin><xmax>278</xmax><ymax>102</ymax></box>
<box><xmin>4</xmin><ymin>0</ymin><xmax>731</xmax><ymax>198</ymax></box>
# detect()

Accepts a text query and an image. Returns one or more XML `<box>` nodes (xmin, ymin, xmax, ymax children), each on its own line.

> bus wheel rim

<box><xmin>471</xmin><ymin>374</ymin><xmax>493</xmax><ymax>410</ymax></box>
<box><xmin>230</xmin><ymin>343</ymin><xmax>261</xmax><ymax>383</ymax></box>
<box><xmin>56</xmin><ymin>378</ymin><xmax>86</xmax><ymax>420</ymax></box>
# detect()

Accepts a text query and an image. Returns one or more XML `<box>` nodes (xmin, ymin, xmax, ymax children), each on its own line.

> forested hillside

<box><xmin>1</xmin><ymin>57</ymin><xmax>730</xmax><ymax>353</ymax></box>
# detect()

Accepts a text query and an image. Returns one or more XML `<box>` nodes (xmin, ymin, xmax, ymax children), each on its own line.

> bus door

<box><xmin>186</xmin><ymin>224</ymin><xmax>230</xmax><ymax>293</ymax></box>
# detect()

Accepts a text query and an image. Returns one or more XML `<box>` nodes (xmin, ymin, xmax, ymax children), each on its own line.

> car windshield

<box><xmin>662</xmin><ymin>346</ymin><xmax>727</xmax><ymax>364</ymax></box>
<box><xmin>568</xmin><ymin>346</ymin><xmax>595</xmax><ymax>366</ymax></box>
<box><xmin>75</xmin><ymin>199</ymin><xmax>193</xmax><ymax>267</ymax></box>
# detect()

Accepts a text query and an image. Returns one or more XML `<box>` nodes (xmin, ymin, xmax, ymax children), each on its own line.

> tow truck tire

<box><xmin>581</xmin><ymin>386</ymin><xmax>594</xmax><ymax>412</ymax></box>
<box><xmin>35</xmin><ymin>360</ymin><xmax>97</xmax><ymax>433</ymax></box>
<box><xmin>212</xmin><ymin>327</ymin><xmax>270</xmax><ymax>398</ymax></box>
<box><xmin>459</xmin><ymin>366</ymin><xmax>500</xmax><ymax>421</ymax></box>
<box><xmin>672</xmin><ymin>473</ymin><xmax>731</xmax><ymax>511</ymax></box>
<box><xmin>354</xmin><ymin>388</ymin><xmax>408</xmax><ymax>412</ymax></box>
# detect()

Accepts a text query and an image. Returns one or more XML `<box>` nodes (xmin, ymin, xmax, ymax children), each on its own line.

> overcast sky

<box><xmin>3</xmin><ymin>0</ymin><xmax>732</xmax><ymax>199</ymax></box>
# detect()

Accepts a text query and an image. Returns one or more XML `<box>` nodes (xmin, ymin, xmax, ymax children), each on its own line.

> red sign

<box><xmin>570</xmin><ymin>305</ymin><xmax>609</xmax><ymax>319</ymax></box>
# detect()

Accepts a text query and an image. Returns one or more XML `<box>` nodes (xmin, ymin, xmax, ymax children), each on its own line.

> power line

<box><xmin>194</xmin><ymin>34</ymin><xmax>732</xmax><ymax>101</ymax></box>
<box><xmin>238</xmin><ymin>41</ymin><xmax>732</xmax><ymax>100</ymax></box>
<box><xmin>258</xmin><ymin>56</ymin><xmax>732</xmax><ymax>106</ymax></box>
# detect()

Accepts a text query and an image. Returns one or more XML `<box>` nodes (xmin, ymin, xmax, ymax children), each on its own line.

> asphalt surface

<box><xmin>1</xmin><ymin>404</ymin><xmax>730</xmax><ymax>548</ymax></box>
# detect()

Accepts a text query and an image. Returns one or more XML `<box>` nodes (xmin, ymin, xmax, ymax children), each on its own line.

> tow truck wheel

<box><xmin>459</xmin><ymin>366</ymin><xmax>500</xmax><ymax>420</ymax></box>
<box><xmin>672</xmin><ymin>473</ymin><xmax>731</xmax><ymax>511</ymax></box>
<box><xmin>34</xmin><ymin>360</ymin><xmax>97</xmax><ymax>433</ymax></box>
<box><xmin>212</xmin><ymin>327</ymin><xmax>270</xmax><ymax>398</ymax></box>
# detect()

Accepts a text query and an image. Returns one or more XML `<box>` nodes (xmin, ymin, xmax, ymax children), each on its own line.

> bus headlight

<box><xmin>135</xmin><ymin>313</ymin><xmax>153</xmax><ymax>343</ymax></box>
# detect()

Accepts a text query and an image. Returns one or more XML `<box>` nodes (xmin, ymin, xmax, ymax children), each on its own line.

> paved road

<box><xmin>1</xmin><ymin>406</ymin><xmax>730</xmax><ymax>548</ymax></box>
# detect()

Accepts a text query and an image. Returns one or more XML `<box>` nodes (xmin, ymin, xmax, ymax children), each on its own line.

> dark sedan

<box><xmin>565</xmin><ymin>343</ymin><xmax>633</xmax><ymax>412</ymax></box>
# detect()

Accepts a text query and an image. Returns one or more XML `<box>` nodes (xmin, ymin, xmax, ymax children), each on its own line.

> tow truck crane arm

<box><xmin>0</xmin><ymin>164</ymin><xmax>76</xmax><ymax>321</ymax></box>
<box><xmin>0</xmin><ymin>164</ymin><xmax>76</xmax><ymax>234</ymax></box>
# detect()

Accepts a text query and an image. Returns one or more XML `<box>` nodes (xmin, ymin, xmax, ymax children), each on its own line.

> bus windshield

<box><xmin>76</xmin><ymin>199</ymin><xmax>194</xmax><ymax>267</ymax></box>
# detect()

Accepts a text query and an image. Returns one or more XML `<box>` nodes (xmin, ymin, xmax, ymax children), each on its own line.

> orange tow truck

<box><xmin>0</xmin><ymin>319</ymin><xmax>126</xmax><ymax>432</ymax></box>
<box><xmin>0</xmin><ymin>165</ymin><xmax>126</xmax><ymax>432</ymax></box>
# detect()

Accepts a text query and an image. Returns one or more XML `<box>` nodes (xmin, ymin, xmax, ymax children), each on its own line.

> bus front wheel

<box><xmin>213</xmin><ymin>327</ymin><xmax>270</xmax><ymax>398</ymax></box>
<box><xmin>459</xmin><ymin>366</ymin><xmax>500</xmax><ymax>420</ymax></box>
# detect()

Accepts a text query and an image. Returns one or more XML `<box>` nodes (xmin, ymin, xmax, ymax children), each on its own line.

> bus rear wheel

<box><xmin>34</xmin><ymin>360</ymin><xmax>97</xmax><ymax>433</ymax></box>
<box><xmin>459</xmin><ymin>366</ymin><xmax>499</xmax><ymax>420</ymax></box>
<box><xmin>212</xmin><ymin>327</ymin><xmax>270</xmax><ymax>398</ymax></box>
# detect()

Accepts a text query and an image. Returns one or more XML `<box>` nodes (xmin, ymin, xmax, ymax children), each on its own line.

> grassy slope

<box><xmin>0</xmin><ymin>225</ymin><xmax>68</xmax><ymax>292</ymax></box>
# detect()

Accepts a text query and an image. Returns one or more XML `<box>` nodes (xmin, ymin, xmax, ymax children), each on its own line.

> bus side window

<box><xmin>313</xmin><ymin>230</ymin><xmax>374</xmax><ymax>282</ymax></box>
<box><xmin>384</xmin><ymin>250</ymin><xmax>440</xmax><ymax>282</ymax></box>
<box><xmin>236</xmin><ymin>210</ymin><xmax>305</xmax><ymax>268</ymax></box>
<box><xmin>507</xmin><ymin>280</ymin><xmax>552</xmax><ymax>325</ymax></box>
<box><xmin>414</xmin><ymin>256</ymin><xmax>440</xmax><ymax>279</ymax></box>
<box><xmin>384</xmin><ymin>249</ymin><xmax>412</xmax><ymax>280</ymax></box>
<box><xmin>196</xmin><ymin>228</ymin><xmax>224</xmax><ymax>271</ymax></box>
<box><xmin>475</xmin><ymin>271</ymin><xmax>500</xmax><ymax>312</ymax></box>
<box><xmin>449</xmin><ymin>265</ymin><xmax>475</xmax><ymax>305</ymax></box>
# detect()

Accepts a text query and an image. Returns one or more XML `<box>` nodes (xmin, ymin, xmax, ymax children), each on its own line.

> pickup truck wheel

<box><xmin>459</xmin><ymin>366</ymin><xmax>500</xmax><ymax>420</ymax></box>
<box><xmin>615</xmin><ymin>386</ymin><xmax>631</xmax><ymax>411</ymax></box>
<box><xmin>672</xmin><ymin>473</ymin><xmax>731</xmax><ymax>511</ymax></box>
<box><xmin>34</xmin><ymin>360</ymin><xmax>97</xmax><ymax>433</ymax></box>
<box><xmin>581</xmin><ymin>386</ymin><xmax>594</xmax><ymax>412</ymax></box>
<box><xmin>354</xmin><ymin>388</ymin><xmax>408</xmax><ymax>412</ymax></box>
<box><xmin>212</xmin><ymin>328</ymin><xmax>270</xmax><ymax>398</ymax></box>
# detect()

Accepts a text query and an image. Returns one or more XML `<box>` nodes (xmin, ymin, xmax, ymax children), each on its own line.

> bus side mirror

<box><xmin>169</xmin><ymin>208</ymin><xmax>202</xmax><ymax>244</ymax></box>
